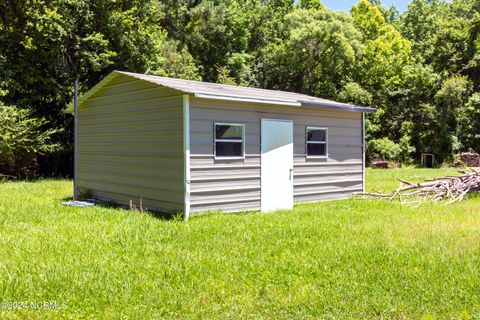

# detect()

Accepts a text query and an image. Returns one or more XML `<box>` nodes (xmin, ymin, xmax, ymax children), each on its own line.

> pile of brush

<box><xmin>356</xmin><ymin>169</ymin><xmax>480</xmax><ymax>205</ymax></box>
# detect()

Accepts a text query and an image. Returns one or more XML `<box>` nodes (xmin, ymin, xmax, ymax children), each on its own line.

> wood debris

<box><xmin>460</xmin><ymin>153</ymin><xmax>480</xmax><ymax>167</ymax></box>
<box><xmin>355</xmin><ymin>169</ymin><xmax>480</xmax><ymax>204</ymax></box>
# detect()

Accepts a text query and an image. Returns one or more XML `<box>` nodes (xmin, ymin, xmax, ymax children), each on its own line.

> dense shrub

<box><xmin>0</xmin><ymin>103</ymin><xmax>61</xmax><ymax>177</ymax></box>
<box><xmin>367</xmin><ymin>137</ymin><xmax>402</xmax><ymax>162</ymax></box>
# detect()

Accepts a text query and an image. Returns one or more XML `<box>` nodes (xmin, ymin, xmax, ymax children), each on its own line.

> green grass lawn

<box><xmin>1</xmin><ymin>168</ymin><xmax>480</xmax><ymax>319</ymax></box>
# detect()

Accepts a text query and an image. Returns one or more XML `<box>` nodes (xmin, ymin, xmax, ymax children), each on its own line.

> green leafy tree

<box><xmin>351</xmin><ymin>0</ymin><xmax>386</xmax><ymax>40</ymax></box>
<box><xmin>297</xmin><ymin>0</ymin><xmax>323</xmax><ymax>10</ymax></box>
<box><xmin>0</xmin><ymin>0</ymin><xmax>199</xmax><ymax>120</ymax></box>
<box><xmin>399</xmin><ymin>0</ymin><xmax>442</xmax><ymax>62</ymax></box>
<box><xmin>352</xmin><ymin>0</ymin><xmax>413</xmax><ymax>90</ymax></box>
<box><xmin>402</xmin><ymin>0</ymin><xmax>479</xmax><ymax>88</ymax></box>
<box><xmin>358</xmin><ymin>28</ymin><xmax>412</xmax><ymax>90</ymax></box>
<box><xmin>401</xmin><ymin>64</ymin><xmax>441</xmax><ymax>157</ymax></box>
<box><xmin>338</xmin><ymin>82</ymin><xmax>372</xmax><ymax>106</ymax></box>
<box><xmin>0</xmin><ymin>102</ymin><xmax>61</xmax><ymax>177</ymax></box>
<box><xmin>398</xmin><ymin>121</ymin><xmax>416</xmax><ymax>164</ymax></box>
<box><xmin>367</xmin><ymin>137</ymin><xmax>402</xmax><ymax>162</ymax></box>
<box><xmin>159</xmin><ymin>0</ymin><xmax>252</xmax><ymax>83</ymax></box>
<box><xmin>433</xmin><ymin>76</ymin><xmax>472</xmax><ymax>159</ymax></box>
<box><xmin>351</xmin><ymin>0</ymin><xmax>416</xmax><ymax>162</ymax></box>
<box><xmin>256</xmin><ymin>8</ymin><xmax>363</xmax><ymax>98</ymax></box>
<box><xmin>216</xmin><ymin>66</ymin><xmax>237</xmax><ymax>85</ymax></box>
<box><xmin>457</xmin><ymin>93</ymin><xmax>480</xmax><ymax>151</ymax></box>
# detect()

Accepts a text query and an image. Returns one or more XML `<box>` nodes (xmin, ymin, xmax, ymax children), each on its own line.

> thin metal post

<box><xmin>73</xmin><ymin>80</ymin><xmax>79</xmax><ymax>201</ymax></box>
<box><xmin>362</xmin><ymin>112</ymin><xmax>366</xmax><ymax>192</ymax></box>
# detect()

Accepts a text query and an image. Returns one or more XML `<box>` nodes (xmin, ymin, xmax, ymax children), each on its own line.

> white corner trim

<box><xmin>183</xmin><ymin>95</ymin><xmax>191</xmax><ymax>220</ymax></box>
<box><xmin>362</xmin><ymin>112</ymin><xmax>366</xmax><ymax>193</ymax></box>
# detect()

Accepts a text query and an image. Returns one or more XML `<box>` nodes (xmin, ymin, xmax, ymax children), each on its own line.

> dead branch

<box><xmin>359</xmin><ymin>169</ymin><xmax>480</xmax><ymax>205</ymax></box>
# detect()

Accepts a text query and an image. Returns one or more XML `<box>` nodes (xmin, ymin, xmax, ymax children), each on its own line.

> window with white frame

<box><xmin>214</xmin><ymin>123</ymin><xmax>245</xmax><ymax>158</ymax></box>
<box><xmin>306</xmin><ymin>127</ymin><xmax>328</xmax><ymax>157</ymax></box>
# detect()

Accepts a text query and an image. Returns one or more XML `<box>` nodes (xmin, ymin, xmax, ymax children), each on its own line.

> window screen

<box><xmin>306</xmin><ymin>127</ymin><xmax>327</xmax><ymax>157</ymax></box>
<box><xmin>214</xmin><ymin>123</ymin><xmax>244</xmax><ymax>158</ymax></box>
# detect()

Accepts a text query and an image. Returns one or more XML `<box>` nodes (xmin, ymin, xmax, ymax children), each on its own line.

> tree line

<box><xmin>0</xmin><ymin>0</ymin><xmax>479</xmax><ymax>176</ymax></box>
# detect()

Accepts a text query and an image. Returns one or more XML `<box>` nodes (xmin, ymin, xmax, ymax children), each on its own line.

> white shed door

<box><xmin>261</xmin><ymin>119</ymin><xmax>294</xmax><ymax>212</ymax></box>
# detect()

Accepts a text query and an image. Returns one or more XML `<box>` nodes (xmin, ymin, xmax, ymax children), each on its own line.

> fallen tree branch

<box><xmin>354</xmin><ymin>169</ymin><xmax>480</xmax><ymax>205</ymax></box>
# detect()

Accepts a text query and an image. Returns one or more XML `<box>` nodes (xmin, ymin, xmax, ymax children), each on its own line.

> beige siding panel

<box><xmin>294</xmin><ymin>172</ymin><xmax>363</xmax><ymax>183</ymax></box>
<box><xmin>79</xmin><ymin>163</ymin><xmax>182</xmax><ymax>182</ymax></box>
<box><xmin>79</xmin><ymin>142</ymin><xmax>181</xmax><ymax>153</ymax></box>
<box><xmin>190</xmin><ymin>189</ymin><xmax>260</xmax><ymax>205</ymax></box>
<box><xmin>295</xmin><ymin>190</ymin><xmax>358</xmax><ymax>203</ymax></box>
<box><xmin>294</xmin><ymin>153</ymin><xmax>362</xmax><ymax>163</ymax></box>
<box><xmin>92</xmin><ymin>79</ymin><xmax>173</xmax><ymax>98</ymax></box>
<box><xmin>192</xmin><ymin>98</ymin><xmax>362</xmax><ymax>119</ymax></box>
<box><xmin>191</xmin><ymin>168</ymin><xmax>260</xmax><ymax>179</ymax></box>
<box><xmin>88</xmin><ymin>190</ymin><xmax>182</xmax><ymax>212</ymax></box>
<box><xmin>80</xmin><ymin>109</ymin><xmax>182</xmax><ymax>126</ymax></box>
<box><xmin>79</xmin><ymin>119</ymin><xmax>181</xmax><ymax>135</ymax></box>
<box><xmin>78</xmin><ymin>153</ymin><xmax>182</xmax><ymax>165</ymax></box>
<box><xmin>78</xmin><ymin>132</ymin><xmax>181</xmax><ymax>144</ymax></box>
<box><xmin>83</xmin><ymin>86</ymin><xmax>180</xmax><ymax>106</ymax></box>
<box><xmin>77</xmin><ymin>177</ymin><xmax>183</xmax><ymax>203</ymax></box>
<box><xmin>189</xmin><ymin>97</ymin><xmax>364</xmax><ymax>213</ymax></box>
<box><xmin>189</xmin><ymin>154</ymin><xmax>261</xmax><ymax>209</ymax></box>
<box><xmin>190</xmin><ymin>155</ymin><xmax>261</xmax><ymax>167</ymax></box>
<box><xmin>295</xmin><ymin>180</ymin><xmax>363</xmax><ymax>194</ymax></box>
<box><xmin>293</xmin><ymin>161</ymin><xmax>362</xmax><ymax>172</ymax></box>
<box><xmin>81</xmin><ymin>96</ymin><xmax>181</xmax><ymax>116</ymax></box>
<box><xmin>191</xmin><ymin>177</ymin><xmax>260</xmax><ymax>192</ymax></box>
<box><xmin>78</xmin><ymin>77</ymin><xmax>184</xmax><ymax>212</ymax></box>
<box><xmin>191</xmin><ymin>200</ymin><xmax>260</xmax><ymax>213</ymax></box>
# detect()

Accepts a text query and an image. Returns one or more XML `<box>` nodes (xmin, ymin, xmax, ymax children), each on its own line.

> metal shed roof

<box><xmin>79</xmin><ymin>70</ymin><xmax>375</xmax><ymax>113</ymax></box>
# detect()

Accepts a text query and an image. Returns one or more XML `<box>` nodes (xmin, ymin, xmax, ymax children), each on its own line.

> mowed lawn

<box><xmin>1</xmin><ymin>168</ymin><xmax>480</xmax><ymax>319</ymax></box>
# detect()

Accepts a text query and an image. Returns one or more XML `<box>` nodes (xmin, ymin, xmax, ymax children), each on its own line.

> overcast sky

<box><xmin>321</xmin><ymin>0</ymin><xmax>410</xmax><ymax>12</ymax></box>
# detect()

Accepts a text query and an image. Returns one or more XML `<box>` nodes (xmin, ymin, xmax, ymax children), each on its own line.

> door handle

<box><xmin>289</xmin><ymin>168</ymin><xmax>293</xmax><ymax>180</ymax></box>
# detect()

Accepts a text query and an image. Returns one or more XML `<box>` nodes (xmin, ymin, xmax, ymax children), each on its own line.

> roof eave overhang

<box><xmin>193</xmin><ymin>93</ymin><xmax>376</xmax><ymax>112</ymax></box>
<box><xmin>193</xmin><ymin>93</ymin><xmax>301</xmax><ymax>107</ymax></box>
<box><xmin>300</xmin><ymin>100</ymin><xmax>376</xmax><ymax>113</ymax></box>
